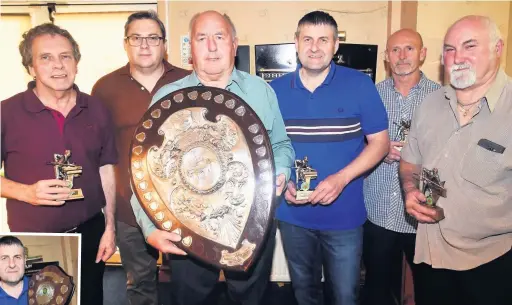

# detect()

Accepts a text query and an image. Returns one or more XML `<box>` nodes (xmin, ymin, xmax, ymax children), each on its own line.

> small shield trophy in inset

<box><xmin>294</xmin><ymin>156</ymin><xmax>318</xmax><ymax>201</ymax></box>
<box><xmin>48</xmin><ymin>150</ymin><xmax>84</xmax><ymax>200</ymax></box>
<box><xmin>414</xmin><ymin>167</ymin><xmax>447</xmax><ymax>221</ymax></box>
<box><xmin>28</xmin><ymin>265</ymin><xmax>75</xmax><ymax>305</ymax></box>
<box><xmin>394</xmin><ymin>120</ymin><xmax>411</xmax><ymax>151</ymax></box>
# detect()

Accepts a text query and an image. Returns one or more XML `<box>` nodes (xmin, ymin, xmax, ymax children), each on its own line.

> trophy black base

<box><xmin>296</xmin><ymin>190</ymin><xmax>313</xmax><ymax>201</ymax></box>
<box><xmin>67</xmin><ymin>189</ymin><xmax>84</xmax><ymax>200</ymax></box>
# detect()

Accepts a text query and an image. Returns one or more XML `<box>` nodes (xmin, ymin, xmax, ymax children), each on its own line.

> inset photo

<box><xmin>0</xmin><ymin>233</ymin><xmax>80</xmax><ymax>305</ymax></box>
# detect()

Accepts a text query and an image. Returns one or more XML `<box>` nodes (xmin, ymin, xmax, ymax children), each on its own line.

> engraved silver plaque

<box><xmin>130</xmin><ymin>86</ymin><xmax>276</xmax><ymax>271</ymax></box>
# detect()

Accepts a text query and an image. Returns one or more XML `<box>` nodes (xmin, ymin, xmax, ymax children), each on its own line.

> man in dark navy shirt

<box><xmin>270</xmin><ymin>11</ymin><xmax>389</xmax><ymax>305</ymax></box>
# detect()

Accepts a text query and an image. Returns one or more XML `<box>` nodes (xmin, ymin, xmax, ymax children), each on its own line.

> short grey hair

<box><xmin>189</xmin><ymin>11</ymin><xmax>237</xmax><ymax>41</ymax></box>
<box><xmin>0</xmin><ymin>236</ymin><xmax>25</xmax><ymax>250</ymax></box>
<box><xmin>484</xmin><ymin>16</ymin><xmax>503</xmax><ymax>46</ymax></box>
<box><xmin>441</xmin><ymin>15</ymin><xmax>503</xmax><ymax>65</ymax></box>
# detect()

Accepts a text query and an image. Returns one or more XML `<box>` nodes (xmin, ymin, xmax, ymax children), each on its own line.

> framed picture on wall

<box><xmin>255</xmin><ymin>43</ymin><xmax>297</xmax><ymax>82</ymax></box>
<box><xmin>333</xmin><ymin>43</ymin><xmax>378</xmax><ymax>83</ymax></box>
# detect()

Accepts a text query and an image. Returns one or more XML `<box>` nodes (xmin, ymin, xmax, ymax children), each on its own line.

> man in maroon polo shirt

<box><xmin>92</xmin><ymin>10</ymin><xmax>189</xmax><ymax>305</ymax></box>
<box><xmin>1</xmin><ymin>23</ymin><xmax>117</xmax><ymax>305</ymax></box>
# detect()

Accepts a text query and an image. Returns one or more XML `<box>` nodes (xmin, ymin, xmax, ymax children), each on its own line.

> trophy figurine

<box><xmin>394</xmin><ymin>119</ymin><xmax>411</xmax><ymax>151</ymax></box>
<box><xmin>294</xmin><ymin>156</ymin><xmax>318</xmax><ymax>201</ymax></box>
<box><xmin>413</xmin><ymin>167</ymin><xmax>447</xmax><ymax>221</ymax></box>
<box><xmin>48</xmin><ymin>150</ymin><xmax>84</xmax><ymax>200</ymax></box>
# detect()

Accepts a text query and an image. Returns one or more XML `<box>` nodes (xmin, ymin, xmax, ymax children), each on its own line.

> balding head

<box><xmin>189</xmin><ymin>10</ymin><xmax>237</xmax><ymax>42</ymax></box>
<box><xmin>443</xmin><ymin>15</ymin><xmax>503</xmax><ymax>89</ymax></box>
<box><xmin>386</xmin><ymin>29</ymin><xmax>424</xmax><ymax>51</ymax></box>
<box><xmin>385</xmin><ymin>28</ymin><xmax>426</xmax><ymax>77</ymax></box>
<box><xmin>188</xmin><ymin>10</ymin><xmax>238</xmax><ymax>83</ymax></box>
<box><xmin>446</xmin><ymin>15</ymin><xmax>502</xmax><ymax>49</ymax></box>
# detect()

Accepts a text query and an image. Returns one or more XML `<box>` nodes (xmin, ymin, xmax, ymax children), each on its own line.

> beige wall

<box><xmin>162</xmin><ymin>1</ymin><xmax>512</xmax><ymax>85</ymax></box>
<box><xmin>0</xmin><ymin>14</ymin><xmax>33</xmax><ymax>102</ymax></box>
<box><xmin>55</xmin><ymin>12</ymin><xmax>132</xmax><ymax>94</ymax></box>
<box><xmin>507</xmin><ymin>3</ymin><xmax>512</xmax><ymax>76</ymax></box>
<box><xmin>416</xmin><ymin>1</ymin><xmax>510</xmax><ymax>83</ymax></box>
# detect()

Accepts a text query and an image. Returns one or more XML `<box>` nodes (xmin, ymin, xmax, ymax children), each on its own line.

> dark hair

<box><xmin>125</xmin><ymin>10</ymin><xmax>166</xmax><ymax>39</ymax></box>
<box><xmin>295</xmin><ymin>11</ymin><xmax>338</xmax><ymax>40</ymax></box>
<box><xmin>19</xmin><ymin>23</ymin><xmax>81</xmax><ymax>74</ymax></box>
<box><xmin>0</xmin><ymin>236</ymin><xmax>24</xmax><ymax>249</ymax></box>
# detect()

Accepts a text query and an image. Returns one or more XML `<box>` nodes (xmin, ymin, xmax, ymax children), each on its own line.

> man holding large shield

<box><xmin>130</xmin><ymin>10</ymin><xmax>294</xmax><ymax>305</ymax></box>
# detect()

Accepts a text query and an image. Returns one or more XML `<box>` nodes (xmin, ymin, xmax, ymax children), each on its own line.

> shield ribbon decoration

<box><xmin>130</xmin><ymin>86</ymin><xmax>277</xmax><ymax>271</ymax></box>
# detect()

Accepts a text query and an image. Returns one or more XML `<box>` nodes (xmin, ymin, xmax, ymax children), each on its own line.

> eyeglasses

<box><xmin>125</xmin><ymin>35</ymin><xmax>164</xmax><ymax>47</ymax></box>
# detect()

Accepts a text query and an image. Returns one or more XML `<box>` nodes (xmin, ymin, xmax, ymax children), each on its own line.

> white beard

<box><xmin>450</xmin><ymin>63</ymin><xmax>477</xmax><ymax>89</ymax></box>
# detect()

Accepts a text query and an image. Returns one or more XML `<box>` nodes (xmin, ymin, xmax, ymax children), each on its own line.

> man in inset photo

<box><xmin>0</xmin><ymin>236</ymin><xmax>28</xmax><ymax>305</ymax></box>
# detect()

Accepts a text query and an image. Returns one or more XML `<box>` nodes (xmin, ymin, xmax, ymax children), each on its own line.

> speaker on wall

<box><xmin>235</xmin><ymin>45</ymin><xmax>250</xmax><ymax>74</ymax></box>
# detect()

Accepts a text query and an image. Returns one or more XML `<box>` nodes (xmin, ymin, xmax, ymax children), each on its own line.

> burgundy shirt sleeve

<box><xmin>97</xmin><ymin>97</ymin><xmax>118</xmax><ymax>166</ymax></box>
<box><xmin>1</xmin><ymin>103</ymin><xmax>5</xmax><ymax>167</ymax></box>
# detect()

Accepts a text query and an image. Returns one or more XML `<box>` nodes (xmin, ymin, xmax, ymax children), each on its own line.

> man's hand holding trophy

<box><xmin>47</xmin><ymin>150</ymin><xmax>84</xmax><ymax>200</ymax></box>
<box><xmin>283</xmin><ymin>156</ymin><xmax>317</xmax><ymax>204</ymax></box>
<box><xmin>406</xmin><ymin>167</ymin><xmax>447</xmax><ymax>222</ymax></box>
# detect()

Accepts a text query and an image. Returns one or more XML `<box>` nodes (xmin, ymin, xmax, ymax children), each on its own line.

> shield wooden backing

<box><xmin>28</xmin><ymin>265</ymin><xmax>74</xmax><ymax>305</ymax></box>
<box><xmin>130</xmin><ymin>86</ymin><xmax>276</xmax><ymax>271</ymax></box>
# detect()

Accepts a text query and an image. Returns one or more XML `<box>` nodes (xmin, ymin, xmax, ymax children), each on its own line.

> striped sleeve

<box><xmin>285</xmin><ymin>118</ymin><xmax>363</xmax><ymax>142</ymax></box>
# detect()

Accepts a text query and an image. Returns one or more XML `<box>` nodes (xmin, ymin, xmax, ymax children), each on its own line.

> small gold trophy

<box><xmin>294</xmin><ymin>156</ymin><xmax>318</xmax><ymax>201</ymax></box>
<box><xmin>48</xmin><ymin>150</ymin><xmax>84</xmax><ymax>200</ymax></box>
<box><xmin>414</xmin><ymin>167</ymin><xmax>447</xmax><ymax>221</ymax></box>
<box><xmin>394</xmin><ymin>120</ymin><xmax>411</xmax><ymax>151</ymax></box>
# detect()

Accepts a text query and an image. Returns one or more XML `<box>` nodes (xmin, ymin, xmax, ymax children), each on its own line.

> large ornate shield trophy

<box><xmin>28</xmin><ymin>265</ymin><xmax>74</xmax><ymax>305</ymax></box>
<box><xmin>130</xmin><ymin>86</ymin><xmax>276</xmax><ymax>271</ymax></box>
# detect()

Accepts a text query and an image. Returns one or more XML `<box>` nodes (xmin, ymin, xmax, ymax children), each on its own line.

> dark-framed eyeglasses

<box><xmin>125</xmin><ymin>35</ymin><xmax>164</xmax><ymax>47</ymax></box>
